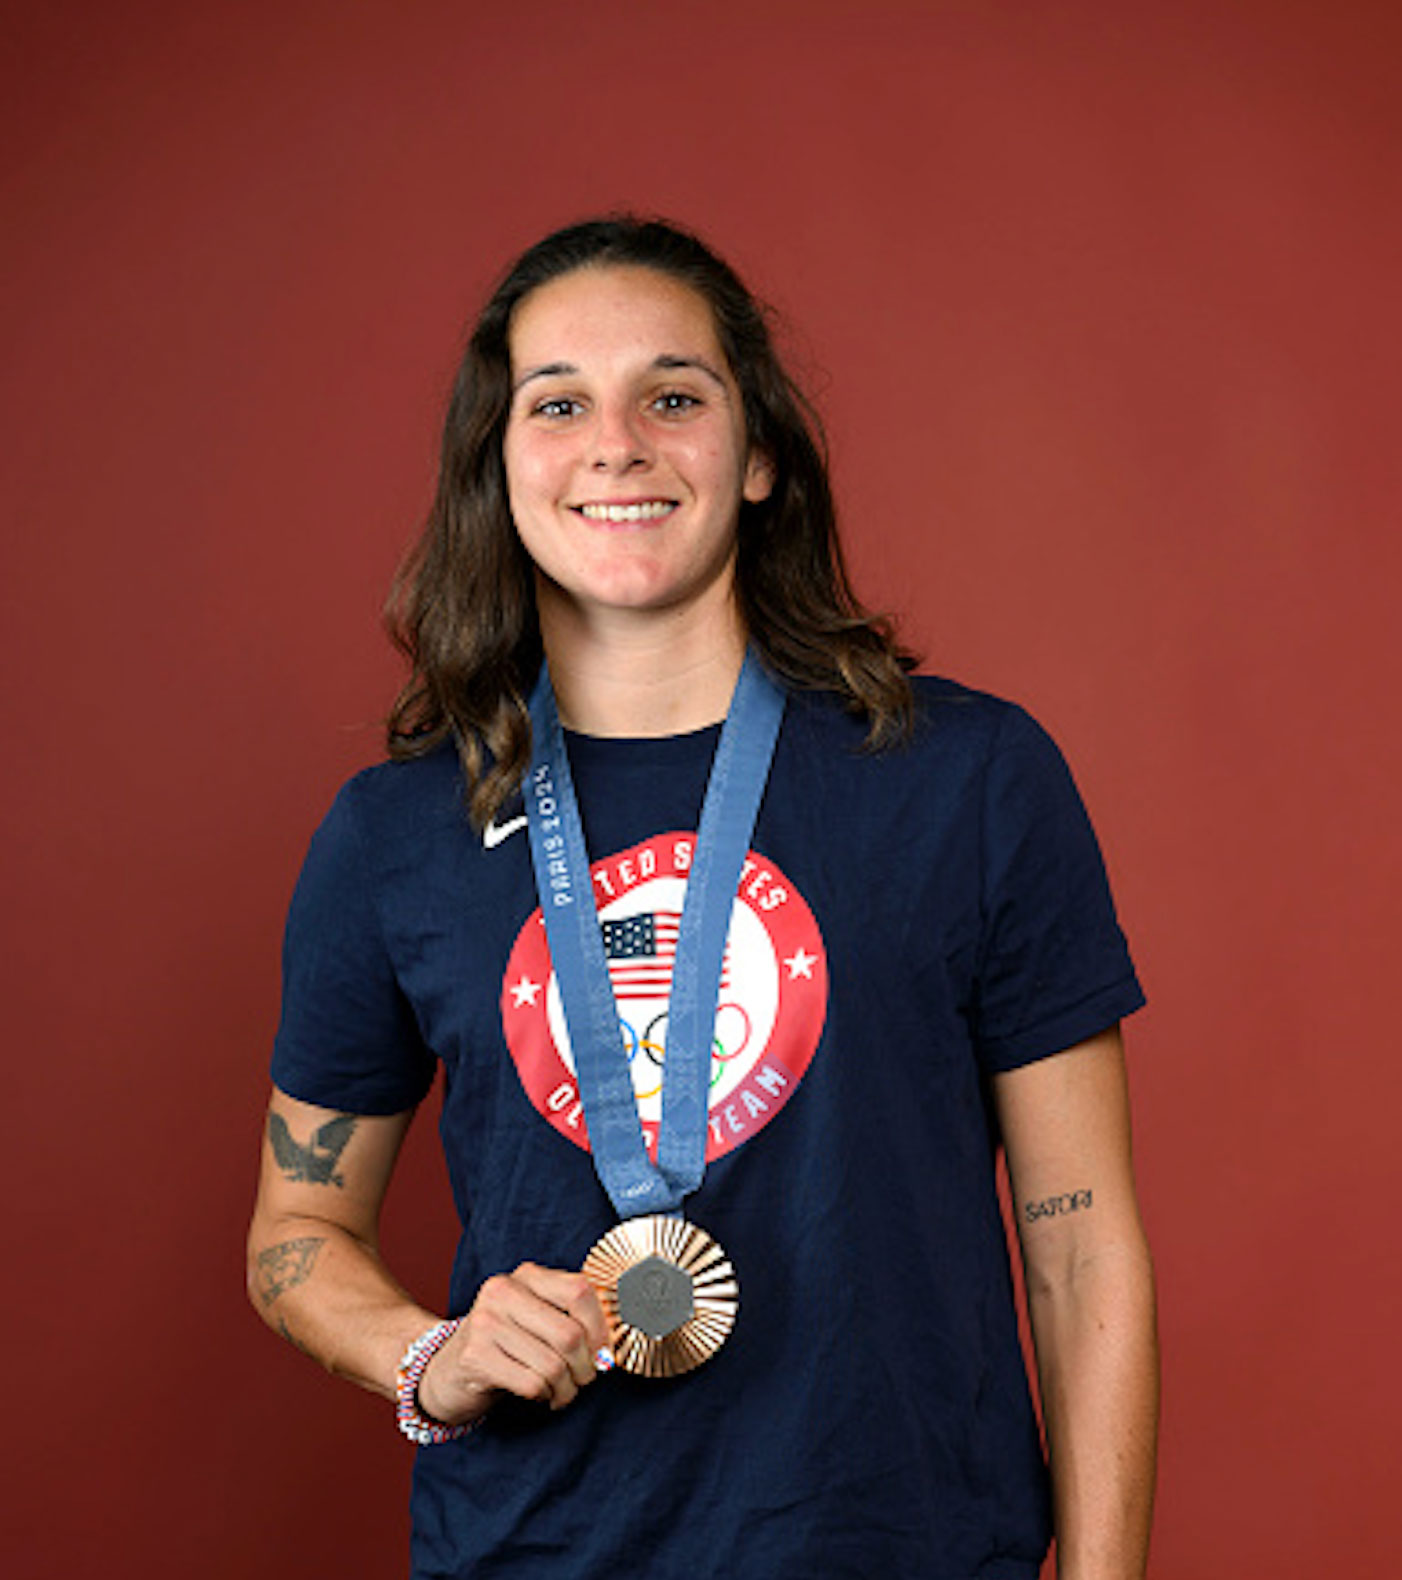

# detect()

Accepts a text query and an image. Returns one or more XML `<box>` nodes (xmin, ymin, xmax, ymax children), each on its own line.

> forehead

<box><xmin>508</xmin><ymin>265</ymin><xmax>727</xmax><ymax>373</ymax></box>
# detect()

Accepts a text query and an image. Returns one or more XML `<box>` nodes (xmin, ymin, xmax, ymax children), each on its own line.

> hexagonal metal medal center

<box><xmin>615</xmin><ymin>1254</ymin><xmax>695</xmax><ymax>1339</ymax></box>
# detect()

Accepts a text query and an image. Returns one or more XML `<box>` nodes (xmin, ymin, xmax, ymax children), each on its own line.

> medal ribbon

<box><xmin>524</xmin><ymin>649</ymin><xmax>785</xmax><ymax>1219</ymax></box>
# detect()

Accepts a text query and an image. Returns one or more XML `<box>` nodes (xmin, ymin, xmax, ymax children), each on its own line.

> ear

<box><xmin>742</xmin><ymin>447</ymin><xmax>775</xmax><ymax>504</ymax></box>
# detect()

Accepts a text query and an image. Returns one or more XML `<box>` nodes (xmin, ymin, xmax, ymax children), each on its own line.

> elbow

<box><xmin>1026</xmin><ymin>1232</ymin><xmax>1157</xmax><ymax>1310</ymax></box>
<box><xmin>246</xmin><ymin>1219</ymin><xmax>273</xmax><ymax>1320</ymax></box>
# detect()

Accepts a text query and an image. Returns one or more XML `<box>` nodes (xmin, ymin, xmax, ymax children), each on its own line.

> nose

<box><xmin>588</xmin><ymin>399</ymin><xmax>651</xmax><ymax>473</ymax></box>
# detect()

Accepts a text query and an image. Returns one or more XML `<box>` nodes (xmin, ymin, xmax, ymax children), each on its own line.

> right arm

<box><xmin>246</xmin><ymin>1086</ymin><xmax>610</xmax><ymax>1426</ymax></box>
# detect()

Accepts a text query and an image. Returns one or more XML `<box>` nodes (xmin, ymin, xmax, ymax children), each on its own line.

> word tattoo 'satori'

<box><xmin>268</xmin><ymin>1111</ymin><xmax>357</xmax><ymax>1186</ymax></box>
<box><xmin>1024</xmin><ymin>1188</ymin><xmax>1094</xmax><ymax>1224</ymax></box>
<box><xmin>256</xmin><ymin>1236</ymin><xmax>325</xmax><ymax>1306</ymax></box>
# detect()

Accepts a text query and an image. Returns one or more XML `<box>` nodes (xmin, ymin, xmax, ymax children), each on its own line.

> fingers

<box><xmin>419</xmin><ymin>1262</ymin><xmax>611</xmax><ymax>1424</ymax></box>
<box><xmin>477</xmin><ymin>1265</ymin><xmax>604</xmax><ymax>1404</ymax></box>
<box><xmin>510</xmin><ymin>1262</ymin><xmax>612</xmax><ymax>1373</ymax></box>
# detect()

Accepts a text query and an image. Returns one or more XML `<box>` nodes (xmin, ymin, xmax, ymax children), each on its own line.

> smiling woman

<box><xmin>381</xmin><ymin>217</ymin><xmax>915</xmax><ymax>829</ymax></box>
<box><xmin>502</xmin><ymin>265</ymin><xmax>774</xmax><ymax>665</ymax></box>
<box><xmin>247</xmin><ymin>215</ymin><xmax>1157</xmax><ymax>1580</ymax></box>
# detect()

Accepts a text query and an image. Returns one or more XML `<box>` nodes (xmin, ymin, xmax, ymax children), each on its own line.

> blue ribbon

<box><xmin>524</xmin><ymin>650</ymin><xmax>785</xmax><ymax>1219</ymax></box>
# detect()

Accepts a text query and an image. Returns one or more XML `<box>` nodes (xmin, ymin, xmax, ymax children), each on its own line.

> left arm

<box><xmin>994</xmin><ymin>1025</ymin><xmax>1158</xmax><ymax>1580</ymax></box>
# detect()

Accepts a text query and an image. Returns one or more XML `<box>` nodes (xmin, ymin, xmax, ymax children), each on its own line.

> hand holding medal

<box><xmin>416</xmin><ymin>1262</ymin><xmax>614</xmax><ymax>1422</ymax></box>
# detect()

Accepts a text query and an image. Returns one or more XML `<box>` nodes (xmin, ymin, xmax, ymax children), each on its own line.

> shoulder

<box><xmin>333</xmin><ymin>739</ymin><xmax>466</xmax><ymax>825</ymax></box>
<box><xmin>766</xmin><ymin>678</ymin><xmax>1077</xmax><ymax>851</ymax></box>
<box><xmin>301</xmin><ymin>742</ymin><xmax>471</xmax><ymax>874</ymax></box>
<box><xmin>784</xmin><ymin>673</ymin><xmax>1051</xmax><ymax>771</ymax></box>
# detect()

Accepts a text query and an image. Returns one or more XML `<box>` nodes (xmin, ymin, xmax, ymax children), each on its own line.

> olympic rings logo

<box><xmin>619</xmin><ymin>1003</ymin><xmax>753</xmax><ymax>1100</ymax></box>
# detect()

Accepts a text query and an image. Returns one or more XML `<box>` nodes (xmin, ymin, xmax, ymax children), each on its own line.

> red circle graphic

<box><xmin>500</xmin><ymin>832</ymin><xmax>827</xmax><ymax>1162</ymax></box>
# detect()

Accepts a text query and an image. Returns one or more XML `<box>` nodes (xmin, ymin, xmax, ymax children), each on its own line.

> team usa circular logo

<box><xmin>501</xmin><ymin>832</ymin><xmax>827</xmax><ymax>1162</ymax></box>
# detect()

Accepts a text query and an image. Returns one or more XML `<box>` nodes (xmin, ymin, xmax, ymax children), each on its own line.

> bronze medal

<box><xmin>582</xmin><ymin>1215</ymin><xmax>739</xmax><ymax>1378</ymax></box>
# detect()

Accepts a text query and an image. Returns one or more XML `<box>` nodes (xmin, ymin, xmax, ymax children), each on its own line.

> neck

<box><xmin>538</xmin><ymin>592</ymin><xmax>747</xmax><ymax>738</ymax></box>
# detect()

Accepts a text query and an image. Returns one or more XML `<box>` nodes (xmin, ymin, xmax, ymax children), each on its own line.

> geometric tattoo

<box><xmin>267</xmin><ymin>1112</ymin><xmax>357</xmax><ymax>1186</ymax></box>
<box><xmin>256</xmin><ymin>1236</ymin><xmax>325</xmax><ymax>1306</ymax></box>
<box><xmin>1023</xmin><ymin>1188</ymin><xmax>1094</xmax><ymax>1224</ymax></box>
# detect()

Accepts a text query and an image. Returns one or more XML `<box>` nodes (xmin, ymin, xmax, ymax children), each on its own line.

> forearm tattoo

<box><xmin>1023</xmin><ymin>1188</ymin><xmax>1093</xmax><ymax>1224</ymax></box>
<box><xmin>267</xmin><ymin>1111</ymin><xmax>357</xmax><ymax>1186</ymax></box>
<box><xmin>276</xmin><ymin>1316</ymin><xmax>313</xmax><ymax>1356</ymax></box>
<box><xmin>256</xmin><ymin>1236</ymin><xmax>325</xmax><ymax>1306</ymax></box>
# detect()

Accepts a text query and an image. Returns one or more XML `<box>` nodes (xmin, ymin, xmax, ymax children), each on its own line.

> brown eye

<box><xmin>533</xmin><ymin>397</ymin><xmax>583</xmax><ymax>419</ymax></box>
<box><xmin>651</xmin><ymin>390</ymin><xmax>701</xmax><ymax>415</ymax></box>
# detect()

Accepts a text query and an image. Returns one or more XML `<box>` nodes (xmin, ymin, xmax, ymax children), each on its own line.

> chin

<box><xmin>577</xmin><ymin>566</ymin><xmax>701</xmax><ymax>611</ymax></box>
<box><xmin>538</xmin><ymin>552</ymin><xmax>737</xmax><ymax>625</ymax></box>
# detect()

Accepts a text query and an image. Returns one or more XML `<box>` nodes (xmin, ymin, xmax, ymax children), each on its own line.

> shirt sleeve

<box><xmin>971</xmin><ymin>705</ymin><xmax>1145</xmax><ymax>1074</ymax></box>
<box><xmin>270</xmin><ymin>779</ymin><xmax>438</xmax><ymax>1114</ymax></box>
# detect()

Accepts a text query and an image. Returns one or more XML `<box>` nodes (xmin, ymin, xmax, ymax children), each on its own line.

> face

<box><xmin>503</xmin><ymin>265</ymin><xmax>772</xmax><ymax>628</ymax></box>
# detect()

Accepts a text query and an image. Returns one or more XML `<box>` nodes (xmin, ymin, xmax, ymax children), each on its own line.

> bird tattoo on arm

<box><xmin>267</xmin><ymin>1111</ymin><xmax>358</xmax><ymax>1186</ymax></box>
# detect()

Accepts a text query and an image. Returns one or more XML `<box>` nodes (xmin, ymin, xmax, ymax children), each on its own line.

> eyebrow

<box><xmin>511</xmin><ymin>354</ymin><xmax>731</xmax><ymax>395</ymax></box>
<box><xmin>653</xmin><ymin>354</ymin><xmax>729</xmax><ymax>391</ymax></box>
<box><xmin>513</xmin><ymin>360</ymin><xmax>576</xmax><ymax>393</ymax></box>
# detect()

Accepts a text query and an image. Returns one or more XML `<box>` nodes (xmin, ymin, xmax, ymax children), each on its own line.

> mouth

<box><xmin>572</xmin><ymin>499</ymin><xmax>678</xmax><ymax>525</ymax></box>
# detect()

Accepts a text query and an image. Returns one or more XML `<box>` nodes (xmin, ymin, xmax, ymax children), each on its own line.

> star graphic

<box><xmin>784</xmin><ymin>946</ymin><xmax>817</xmax><ymax>981</ymax></box>
<box><xmin>510</xmin><ymin>975</ymin><xmax>543</xmax><ymax>1008</ymax></box>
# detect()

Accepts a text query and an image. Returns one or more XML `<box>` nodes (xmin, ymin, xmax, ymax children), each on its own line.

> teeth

<box><xmin>579</xmin><ymin>501</ymin><xmax>674</xmax><ymax>523</ymax></box>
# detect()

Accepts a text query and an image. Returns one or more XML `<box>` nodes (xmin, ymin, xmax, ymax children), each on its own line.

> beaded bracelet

<box><xmin>394</xmin><ymin>1319</ymin><xmax>475</xmax><ymax>1446</ymax></box>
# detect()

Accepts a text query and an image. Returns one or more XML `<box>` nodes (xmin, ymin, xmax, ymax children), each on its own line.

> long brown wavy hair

<box><xmin>385</xmin><ymin>216</ymin><xmax>916</xmax><ymax>827</ymax></box>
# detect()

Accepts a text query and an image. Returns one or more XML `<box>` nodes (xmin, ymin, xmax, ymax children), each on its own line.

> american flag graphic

<box><xmin>600</xmin><ymin>910</ymin><xmax>733</xmax><ymax>1003</ymax></box>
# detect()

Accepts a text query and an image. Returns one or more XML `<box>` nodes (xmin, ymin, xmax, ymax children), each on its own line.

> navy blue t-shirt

<box><xmin>272</xmin><ymin>678</ymin><xmax>1144</xmax><ymax>1580</ymax></box>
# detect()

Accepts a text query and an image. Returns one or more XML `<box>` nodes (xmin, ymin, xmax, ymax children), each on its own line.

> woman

<box><xmin>248</xmin><ymin>217</ymin><xmax>1157</xmax><ymax>1578</ymax></box>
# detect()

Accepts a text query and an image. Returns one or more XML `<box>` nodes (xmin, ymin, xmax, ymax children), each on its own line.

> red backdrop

<box><xmin>3</xmin><ymin>1</ymin><xmax>1397</xmax><ymax>1574</ymax></box>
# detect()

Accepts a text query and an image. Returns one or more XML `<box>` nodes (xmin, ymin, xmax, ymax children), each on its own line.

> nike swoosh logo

<box><xmin>482</xmin><ymin>814</ymin><xmax>528</xmax><ymax>850</ymax></box>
